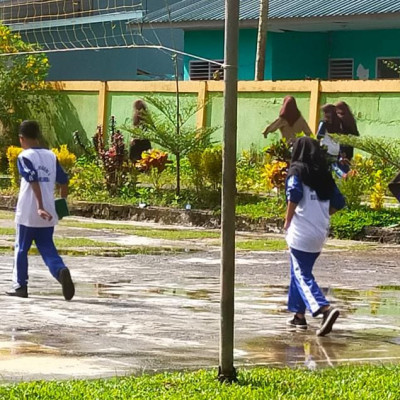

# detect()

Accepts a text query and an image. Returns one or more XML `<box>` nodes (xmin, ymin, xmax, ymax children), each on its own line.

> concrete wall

<box><xmin>320</xmin><ymin>93</ymin><xmax>400</xmax><ymax>139</ymax></box>
<box><xmin>34</xmin><ymin>80</ymin><xmax>400</xmax><ymax>155</ymax></box>
<box><xmin>206</xmin><ymin>92</ymin><xmax>310</xmax><ymax>150</ymax></box>
<box><xmin>31</xmin><ymin>91</ymin><xmax>99</xmax><ymax>152</ymax></box>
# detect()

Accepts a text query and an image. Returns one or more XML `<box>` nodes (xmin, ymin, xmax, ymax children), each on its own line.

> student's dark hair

<box><xmin>19</xmin><ymin>120</ymin><xmax>41</xmax><ymax>140</ymax></box>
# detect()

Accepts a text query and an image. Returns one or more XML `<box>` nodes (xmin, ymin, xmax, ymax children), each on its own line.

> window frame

<box><xmin>376</xmin><ymin>57</ymin><xmax>400</xmax><ymax>79</ymax></box>
<box><xmin>189</xmin><ymin>59</ymin><xmax>224</xmax><ymax>81</ymax></box>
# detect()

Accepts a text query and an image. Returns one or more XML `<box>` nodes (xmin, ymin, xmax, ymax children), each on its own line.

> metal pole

<box><xmin>173</xmin><ymin>53</ymin><xmax>181</xmax><ymax>196</ymax></box>
<box><xmin>255</xmin><ymin>0</ymin><xmax>269</xmax><ymax>81</ymax></box>
<box><xmin>218</xmin><ymin>0</ymin><xmax>239</xmax><ymax>383</ymax></box>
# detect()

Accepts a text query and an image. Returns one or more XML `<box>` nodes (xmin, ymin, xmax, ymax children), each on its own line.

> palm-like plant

<box><xmin>123</xmin><ymin>96</ymin><xmax>218</xmax><ymax>195</ymax></box>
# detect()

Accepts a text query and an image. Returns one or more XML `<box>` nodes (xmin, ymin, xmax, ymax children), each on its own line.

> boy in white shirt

<box><xmin>285</xmin><ymin>137</ymin><xmax>345</xmax><ymax>336</ymax></box>
<box><xmin>5</xmin><ymin>120</ymin><xmax>75</xmax><ymax>300</ymax></box>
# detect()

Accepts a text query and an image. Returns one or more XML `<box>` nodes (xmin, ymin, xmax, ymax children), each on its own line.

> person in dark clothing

<box><xmin>335</xmin><ymin>101</ymin><xmax>359</xmax><ymax>161</ymax></box>
<box><xmin>129</xmin><ymin>100</ymin><xmax>151</xmax><ymax>162</ymax></box>
<box><xmin>316</xmin><ymin>104</ymin><xmax>349</xmax><ymax>176</ymax></box>
<box><xmin>284</xmin><ymin>137</ymin><xmax>345</xmax><ymax>336</ymax></box>
<box><xmin>317</xmin><ymin>104</ymin><xmax>342</xmax><ymax>139</ymax></box>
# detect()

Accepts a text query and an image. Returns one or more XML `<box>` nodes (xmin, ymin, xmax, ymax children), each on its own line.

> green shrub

<box><xmin>236</xmin><ymin>147</ymin><xmax>268</xmax><ymax>194</ymax></box>
<box><xmin>69</xmin><ymin>161</ymin><xmax>109</xmax><ymax>201</ymax></box>
<box><xmin>330</xmin><ymin>207</ymin><xmax>400</xmax><ymax>239</ymax></box>
<box><xmin>337</xmin><ymin>171</ymin><xmax>364</xmax><ymax>209</ymax></box>
<box><xmin>201</xmin><ymin>145</ymin><xmax>222</xmax><ymax>190</ymax></box>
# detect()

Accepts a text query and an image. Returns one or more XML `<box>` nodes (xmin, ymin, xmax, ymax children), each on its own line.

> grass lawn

<box><xmin>0</xmin><ymin>227</ymin><xmax>15</xmax><ymax>235</ymax></box>
<box><xmin>0</xmin><ymin>365</ymin><xmax>398</xmax><ymax>399</ymax></box>
<box><xmin>0</xmin><ymin>210</ymin><xmax>13</xmax><ymax>220</ymax></box>
<box><xmin>235</xmin><ymin>239</ymin><xmax>287</xmax><ymax>251</ymax></box>
<box><xmin>61</xmin><ymin>220</ymin><xmax>220</xmax><ymax>240</ymax></box>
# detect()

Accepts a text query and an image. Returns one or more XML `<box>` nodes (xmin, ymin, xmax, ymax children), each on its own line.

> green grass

<box><xmin>0</xmin><ymin>227</ymin><xmax>15</xmax><ymax>235</ymax></box>
<box><xmin>236</xmin><ymin>239</ymin><xmax>287</xmax><ymax>251</ymax></box>
<box><xmin>0</xmin><ymin>236</ymin><xmax>189</xmax><ymax>257</ymax></box>
<box><xmin>0</xmin><ymin>365</ymin><xmax>399</xmax><ymax>399</ymax></box>
<box><xmin>61</xmin><ymin>220</ymin><xmax>220</xmax><ymax>240</ymax></box>
<box><xmin>0</xmin><ymin>210</ymin><xmax>14</xmax><ymax>220</ymax></box>
<box><xmin>236</xmin><ymin>201</ymin><xmax>285</xmax><ymax>220</ymax></box>
<box><xmin>53</xmin><ymin>237</ymin><xmax>116</xmax><ymax>248</ymax></box>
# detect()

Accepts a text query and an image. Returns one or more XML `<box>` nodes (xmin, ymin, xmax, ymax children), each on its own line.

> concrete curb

<box><xmin>2</xmin><ymin>195</ymin><xmax>400</xmax><ymax>242</ymax></box>
<box><xmin>0</xmin><ymin>195</ymin><xmax>283</xmax><ymax>233</ymax></box>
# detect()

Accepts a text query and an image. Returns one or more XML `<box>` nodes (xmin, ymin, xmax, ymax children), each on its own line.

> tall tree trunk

<box><xmin>255</xmin><ymin>0</ymin><xmax>269</xmax><ymax>81</ymax></box>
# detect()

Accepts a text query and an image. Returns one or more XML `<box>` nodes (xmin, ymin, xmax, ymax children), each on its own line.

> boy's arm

<box><xmin>31</xmin><ymin>182</ymin><xmax>53</xmax><ymax>221</ymax></box>
<box><xmin>59</xmin><ymin>184</ymin><xmax>68</xmax><ymax>199</ymax></box>
<box><xmin>56</xmin><ymin>160</ymin><xmax>69</xmax><ymax>198</ymax></box>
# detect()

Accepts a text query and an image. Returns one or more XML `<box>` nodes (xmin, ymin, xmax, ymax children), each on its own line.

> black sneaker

<box><xmin>317</xmin><ymin>308</ymin><xmax>340</xmax><ymax>337</ymax></box>
<box><xmin>5</xmin><ymin>286</ymin><xmax>28</xmax><ymax>298</ymax></box>
<box><xmin>58</xmin><ymin>268</ymin><xmax>75</xmax><ymax>301</ymax></box>
<box><xmin>287</xmin><ymin>315</ymin><xmax>308</xmax><ymax>330</ymax></box>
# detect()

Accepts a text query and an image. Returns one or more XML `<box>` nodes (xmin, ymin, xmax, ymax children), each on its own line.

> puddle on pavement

<box><xmin>2</xmin><ymin>280</ymin><xmax>400</xmax><ymax>380</ymax></box>
<box><xmin>238</xmin><ymin>285</ymin><xmax>400</xmax><ymax>369</ymax></box>
<box><xmin>0</xmin><ymin>340</ymin><xmax>59</xmax><ymax>356</ymax></box>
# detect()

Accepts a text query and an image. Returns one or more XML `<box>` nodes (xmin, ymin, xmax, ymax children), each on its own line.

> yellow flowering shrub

<box><xmin>6</xmin><ymin>146</ymin><xmax>23</xmax><ymax>189</ymax></box>
<box><xmin>370</xmin><ymin>170</ymin><xmax>385</xmax><ymax>210</ymax></box>
<box><xmin>261</xmin><ymin>160</ymin><xmax>288</xmax><ymax>191</ymax></box>
<box><xmin>6</xmin><ymin>144</ymin><xmax>76</xmax><ymax>190</ymax></box>
<box><xmin>51</xmin><ymin>145</ymin><xmax>76</xmax><ymax>173</ymax></box>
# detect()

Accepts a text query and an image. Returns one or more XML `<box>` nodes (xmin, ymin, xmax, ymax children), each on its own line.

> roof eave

<box><xmin>136</xmin><ymin>12</ymin><xmax>400</xmax><ymax>31</ymax></box>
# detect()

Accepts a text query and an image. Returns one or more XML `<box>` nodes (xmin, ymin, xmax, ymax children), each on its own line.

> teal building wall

<box><xmin>329</xmin><ymin>30</ymin><xmax>400</xmax><ymax>79</ymax></box>
<box><xmin>184</xmin><ymin>28</ymin><xmax>400</xmax><ymax>81</ymax></box>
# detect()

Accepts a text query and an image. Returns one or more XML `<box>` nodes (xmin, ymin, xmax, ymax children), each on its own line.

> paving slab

<box><xmin>0</xmin><ymin>246</ymin><xmax>399</xmax><ymax>382</ymax></box>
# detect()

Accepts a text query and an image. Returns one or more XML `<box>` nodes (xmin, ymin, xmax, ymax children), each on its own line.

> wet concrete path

<box><xmin>0</xmin><ymin>242</ymin><xmax>399</xmax><ymax>382</ymax></box>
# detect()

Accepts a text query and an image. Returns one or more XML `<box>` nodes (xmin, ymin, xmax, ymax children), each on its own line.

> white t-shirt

<box><xmin>285</xmin><ymin>175</ymin><xmax>345</xmax><ymax>253</ymax></box>
<box><xmin>15</xmin><ymin>148</ymin><xmax>68</xmax><ymax>228</ymax></box>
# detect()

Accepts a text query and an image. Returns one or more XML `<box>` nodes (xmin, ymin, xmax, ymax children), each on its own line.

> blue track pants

<box><xmin>288</xmin><ymin>247</ymin><xmax>329</xmax><ymax>317</ymax></box>
<box><xmin>13</xmin><ymin>224</ymin><xmax>66</xmax><ymax>289</ymax></box>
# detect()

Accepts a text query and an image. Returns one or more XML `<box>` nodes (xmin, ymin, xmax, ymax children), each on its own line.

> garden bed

<box><xmin>2</xmin><ymin>195</ymin><xmax>400</xmax><ymax>243</ymax></box>
<box><xmin>0</xmin><ymin>195</ymin><xmax>283</xmax><ymax>233</ymax></box>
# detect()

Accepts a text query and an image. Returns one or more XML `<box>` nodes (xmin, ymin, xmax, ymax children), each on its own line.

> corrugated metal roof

<box><xmin>146</xmin><ymin>0</ymin><xmax>400</xmax><ymax>24</ymax></box>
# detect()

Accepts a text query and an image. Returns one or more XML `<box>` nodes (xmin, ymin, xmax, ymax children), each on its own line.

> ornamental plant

<box><xmin>0</xmin><ymin>24</ymin><xmax>50</xmax><ymax>149</ymax></box>
<box><xmin>261</xmin><ymin>160</ymin><xmax>288</xmax><ymax>191</ymax></box>
<box><xmin>370</xmin><ymin>170</ymin><xmax>385</xmax><ymax>210</ymax></box>
<box><xmin>6</xmin><ymin>144</ymin><xmax>76</xmax><ymax>190</ymax></box>
<box><xmin>52</xmin><ymin>144</ymin><xmax>76</xmax><ymax>173</ymax></box>
<box><xmin>136</xmin><ymin>149</ymin><xmax>169</xmax><ymax>190</ymax></box>
<box><xmin>93</xmin><ymin>116</ymin><xmax>137</xmax><ymax>196</ymax></box>
<box><xmin>122</xmin><ymin>96</ymin><xmax>218</xmax><ymax>195</ymax></box>
<box><xmin>5</xmin><ymin>145</ymin><xmax>22</xmax><ymax>189</ymax></box>
<box><xmin>338</xmin><ymin>169</ymin><xmax>364</xmax><ymax>209</ymax></box>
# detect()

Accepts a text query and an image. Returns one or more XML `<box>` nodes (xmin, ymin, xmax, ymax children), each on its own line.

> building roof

<box><xmin>145</xmin><ymin>0</ymin><xmax>400</xmax><ymax>24</ymax></box>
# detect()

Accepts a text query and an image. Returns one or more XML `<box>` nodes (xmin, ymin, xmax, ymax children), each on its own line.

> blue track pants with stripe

<box><xmin>288</xmin><ymin>247</ymin><xmax>329</xmax><ymax>317</ymax></box>
<box><xmin>13</xmin><ymin>224</ymin><xmax>66</xmax><ymax>289</ymax></box>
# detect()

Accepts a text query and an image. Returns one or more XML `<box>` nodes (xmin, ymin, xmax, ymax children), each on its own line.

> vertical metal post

<box><xmin>218</xmin><ymin>0</ymin><xmax>239</xmax><ymax>383</ymax></box>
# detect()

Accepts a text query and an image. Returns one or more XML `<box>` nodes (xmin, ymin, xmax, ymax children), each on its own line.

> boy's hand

<box><xmin>38</xmin><ymin>208</ymin><xmax>53</xmax><ymax>221</ymax></box>
<box><xmin>284</xmin><ymin>220</ymin><xmax>290</xmax><ymax>230</ymax></box>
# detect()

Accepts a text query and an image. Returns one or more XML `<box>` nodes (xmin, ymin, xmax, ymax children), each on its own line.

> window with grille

<box><xmin>329</xmin><ymin>59</ymin><xmax>354</xmax><ymax>80</ymax></box>
<box><xmin>189</xmin><ymin>59</ymin><xmax>224</xmax><ymax>80</ymax></box>
<box><xmin>376</xmin><ymin>58</ymin><xmax>400</xmax><ymax>79</ymax></box>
